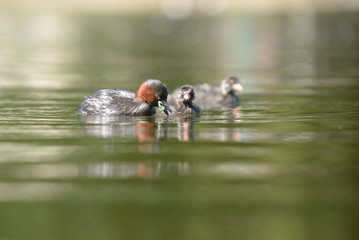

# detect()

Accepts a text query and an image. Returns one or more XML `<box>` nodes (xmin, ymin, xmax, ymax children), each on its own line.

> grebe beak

<box><xmin>233</xmin><ymin>83</ymin><xmax>243</xmax><ymax>92</ymax></box>
<box><xmin>158</xmin><ymin>100</ymin><xmax>172</xmax><ymax>116</ymax></box>
<box><xmin>184</xmin><ymin>93</ymin><xmax>191</xmax><ymax>100</ymax></box>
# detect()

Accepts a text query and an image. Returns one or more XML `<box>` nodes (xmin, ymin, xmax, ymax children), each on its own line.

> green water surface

<box><xmin>0</xmin><ymin>12</ymin><xmax>358</xmax><ymax>240</ymax></box>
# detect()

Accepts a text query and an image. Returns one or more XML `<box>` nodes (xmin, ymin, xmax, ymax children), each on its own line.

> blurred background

<box><xmin>0</xmin><ymin>1</ymin><xmax>359</xmax><ymax>240</ymax></box>
<box><xmin>1</xmin><ymin>0</ymin><xmax>358</xmax><ymax>92</ymax></box>
<box><xmin>1</xmin><ymin>0</ymin><xmax>359</xmax><ymax>13</ymax></box>
<box><xmin>1</xmin><ymin>0</ymin><xmax>359</xmax><ymax>91</ymax></box>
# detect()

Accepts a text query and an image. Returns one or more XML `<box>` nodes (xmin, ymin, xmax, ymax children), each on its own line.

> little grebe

<box><xmin>78</xmin><ymin>79</ymin><xmax>172</xmax><ymax>116</ymax></box>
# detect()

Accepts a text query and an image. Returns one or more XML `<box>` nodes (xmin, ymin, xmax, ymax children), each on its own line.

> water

<box><xmin>0</xmin><ymin>12</ymin><xmax>359</xmax><ymax>240</ymax></box>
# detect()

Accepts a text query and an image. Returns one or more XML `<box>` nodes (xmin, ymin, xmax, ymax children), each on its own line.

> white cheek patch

<box><xmin>158</xmin><ymin>101</ymin><xmax>165</xmax><ymax>111</ymax></box>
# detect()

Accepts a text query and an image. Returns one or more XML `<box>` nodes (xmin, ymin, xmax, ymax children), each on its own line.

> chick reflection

<box><xmin>80</xmin><ymin>115</ymin><xmax>167</xmax><ymax>153</ymax></box>
<box><xmin>220</xmin><ymin>106</ymin><xmax>242</xmax><ymax>141</ymax></box>
<box><xmin>196</xmin><ymin>107</ymin><xmax>243</xmax><ymax>142</ymax></box>
<box><xmin>176</xmin><ymin>116</ymin><xmax>196</xmax><ymax>141</ymax></box>
<box><xmin>230</xmin><ymin>106</ymin><xmax>242</xmax><ymax>141</ymax></box>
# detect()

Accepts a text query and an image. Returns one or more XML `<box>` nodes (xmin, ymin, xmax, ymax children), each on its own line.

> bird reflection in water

<box><xmin>79</xmin><ymin>115</ymin><xmax>191</xmax><ymax>178</ymax></box>
<box><xmin>175</xmin><ymin>116</ymin><xmax>196</xmax><ymax>141</ymax></box>
<box><xmin>217</xmin><ymin>106</ymin><xmax>242</xmax><ymax>142</ymax></box>
<box><xmin>195</xmin><ymin>106</ymin><xmax>243</xmax><ymax>142</ymax></box>
<box><xmin>80</xmin><ymin>115</ymin><xmax>164</xmax><ymax>153</ymax></box>
<box><xmin>231</xmin><ymin>106</ymin><xmax>242</xmax><ymax>141</ymax></box>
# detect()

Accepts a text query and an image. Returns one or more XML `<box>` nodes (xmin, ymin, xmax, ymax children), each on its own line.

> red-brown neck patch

<box><xmin>136</xmin><ymin>81</ymin><xmax>156</xmax><ymax>104</ymax></box>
